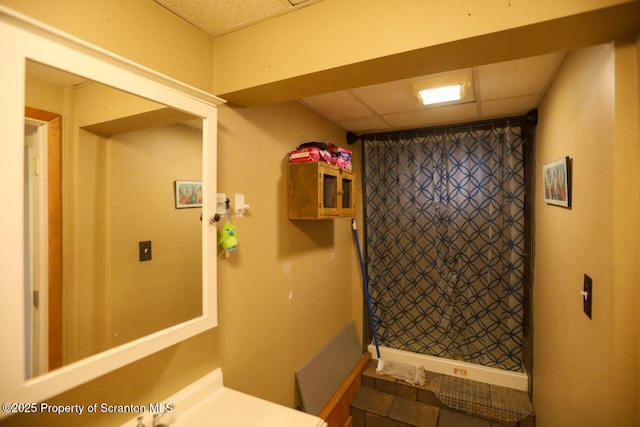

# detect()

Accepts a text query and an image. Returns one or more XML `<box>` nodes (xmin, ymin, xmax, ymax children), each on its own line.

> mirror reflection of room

<box><xmin>24</xmin><ymin>60</ymin><xmax>204</xmax><ymax>379</ymax></box>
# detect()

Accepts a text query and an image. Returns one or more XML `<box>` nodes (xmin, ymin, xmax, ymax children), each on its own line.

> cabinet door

<box><xmin>319</xmin><ymin>166</ymin><xmax>340</xmax><ymax>216</ymax></box>
<box><xmin>340</xmin><ymin>170</ymin><xmax>355</xmax><ymax>217</ymax></box>
<box><xmin>288</xmin><ymin>162</ymin><xmax>356</xmax><ymax>219</ymax></box>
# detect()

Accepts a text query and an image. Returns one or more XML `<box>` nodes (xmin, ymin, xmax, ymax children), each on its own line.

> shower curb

<box><xmin>350</xmin><ymin>360</ymin><xmax>535</xmax><ymax>427</ymax></box>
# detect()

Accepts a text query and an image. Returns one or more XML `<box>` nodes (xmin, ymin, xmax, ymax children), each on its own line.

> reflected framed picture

<box><xmin>543</xmin><ymin>157</ymin><xmax>571</xmax><ymax>208</ymax></box>
<box><xmin>174</xmin><ymin>180</ymin><xmax>203</xmax><ymax>209</ymax></box>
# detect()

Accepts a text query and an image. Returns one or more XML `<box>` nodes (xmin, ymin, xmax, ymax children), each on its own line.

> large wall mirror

<box><xmin>0</xmin><ymin>6</ymin><xmax>222</xmax><ymax>412</ymax></box>
<box><xmin>25</xmin><ymin>60</ymin><xmax>206</xmax><ymax>378</ymax></box>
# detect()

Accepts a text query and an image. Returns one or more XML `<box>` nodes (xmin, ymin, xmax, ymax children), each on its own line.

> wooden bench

<box><xmin>318</xmin><ymin>352</ymin><xmax>370</xmax><ymax>427</ymax></box>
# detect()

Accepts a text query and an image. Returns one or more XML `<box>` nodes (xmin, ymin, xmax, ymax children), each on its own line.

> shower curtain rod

<box><xmin>346</xmin><ymin>109</ymin><xmax>538</xmax><ymax>144</ymax></box>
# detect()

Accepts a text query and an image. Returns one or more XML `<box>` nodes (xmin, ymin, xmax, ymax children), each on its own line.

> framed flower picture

<box><xmin>174</xmin><ymin>180</ymin><xmax>203</xmax><ymax>208</ymax></box>
<box><xmin>543</xmin><ymin>157</ymin><xmax>571</xmax><ymax>208</ymax></box>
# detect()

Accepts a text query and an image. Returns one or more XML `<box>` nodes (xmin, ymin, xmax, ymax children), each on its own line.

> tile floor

<box><xmin>350</xmin><ymin>362</ymin><xmax>535</xmax><ymax>427</ymax></box>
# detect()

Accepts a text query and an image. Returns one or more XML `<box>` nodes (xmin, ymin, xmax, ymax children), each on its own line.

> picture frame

<box><xmin>174</xmin><ymin>180</ymin><xmax>203</xmax><ymax>209</ymax></box>
<box><xmin>543</xmin><ymin>157</ymin><xmax>571</xmax><ymax>208</ymax></box>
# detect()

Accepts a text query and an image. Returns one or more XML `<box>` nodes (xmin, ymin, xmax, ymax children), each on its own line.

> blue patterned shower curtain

<box><xmin>363</xmin><ymin>126</ymin><xmax>525</xmax><ymax>371</ymax></box>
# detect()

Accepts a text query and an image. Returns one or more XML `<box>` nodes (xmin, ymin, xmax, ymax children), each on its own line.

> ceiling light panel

<box><xmin>418</xmin><ymin>85</ymin><xmax>462</xmax><ymax>105</ymax></box>
<box><xmin>412</xmin><ymin>69</ymin><xmax>473</xmax><ymax>106</ymax></box>
<box><xmin>351</xmin><ymin>68</ymin><xmax>475</xmax><ymax>115</ymax></box>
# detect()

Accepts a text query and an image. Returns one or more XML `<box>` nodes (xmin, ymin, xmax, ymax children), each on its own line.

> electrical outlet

<box><xmin>139</xmin><ymin>241</ymin><xmax>152</xmax><ymax>262</ymax></box>
<box><xmin>583</xmin><ymin>274</ymin><xmax>592</xmax><ymax>319</ymax></box>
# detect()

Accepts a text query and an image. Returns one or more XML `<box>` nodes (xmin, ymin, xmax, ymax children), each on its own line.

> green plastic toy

<box><xmin>218</xmin><ymin>221</ymin><xmax>238</xmax><ymax>251</ymax></box>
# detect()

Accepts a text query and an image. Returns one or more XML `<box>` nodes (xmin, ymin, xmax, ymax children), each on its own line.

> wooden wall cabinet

<box><xmin>288</xmin><ymin>162</ymin><xmax>355</xmax><ymax>219</ymax></box>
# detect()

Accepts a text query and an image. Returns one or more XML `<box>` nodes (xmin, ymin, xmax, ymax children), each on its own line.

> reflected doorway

<box><xmin>24</xmin><ymin>107</ymin><xmax>62</xmax><ymax>377</ymax></box>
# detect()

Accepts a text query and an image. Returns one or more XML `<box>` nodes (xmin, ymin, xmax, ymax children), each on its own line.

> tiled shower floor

<box><xmin>351</xmin><ymin>361</ymin><xmax>535</xmax><ymax>427</ymax></box>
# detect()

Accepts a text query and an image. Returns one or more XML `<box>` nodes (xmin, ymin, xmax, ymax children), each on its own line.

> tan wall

<box><xmin>4</xmin><ymin>0</ymin><xmax>640</xmax><ymax>426</ymax></box>
<box><xmin>214</xmin><ymin>101</ymin><xmax>358</xmax><ymax>405</ymax></box>
<box><xmin>8</xmin><ymin>4</ymin><xmax>361</xmax><ymax>425</ymax></box>
<box><xmin>0</xmin><ymin>0</ymin><xmax>213</xmax><ymax>92</ymax></box>
<box><xmin>212</xmin><ymin>0</ymin><xmax>640</xmax><ymax>106</ymax></box>
<box><xmin>68</xmin><ymin>129</ymin><xmax>109</xmax><ymax>362</ymax></box>
<box><xmin>66</xmin><ymin>124</ymin><xmax>204</xmax><ymax>361</ymax></box>
<box><xmin>534</xmin><ymin>41</ymin><xmax>639</xmax><ymax>426</ymax></box>
<box><xmin>74</xmin><ymin>83</ymin><xmax>166</xmax><ymax>128</ymax></box>
<box><xmin>25</xmin><ymin>75</ymin><xmax>204</xmax><ymax>364</ymax></box>
<box><xmin>3</xmin><ymin>99</ymin><xmax>359</xmax><ymax>427</ymax></box>
<box><xmin>108</xmin><ymin>124</ymin><xmax>203</xmax><ymax>348</ymax></box>
<box><xmin>612</xmin><ymin>34</ymin><xmax>640</xmax><ymax>426</ymax></box>
<box><xmin>25</xmin><ymin>75</ymin><xmax>66</xmax><ymax>114</ymax></box>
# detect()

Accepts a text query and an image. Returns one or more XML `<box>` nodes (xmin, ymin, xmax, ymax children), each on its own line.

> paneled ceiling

<box><xmin>156</xmin><ymin>0</ymin><xmax>566</xmax><ymax>133</ymax></box>
<box><xmin>299</xmin><ymin>53</ymin><xmax>565</xmax><ymax>133</ymax></box>
<box><xmin>155</xmin><ymin>0</ymin><xmax>321</xmax><ymax>36</ymax></box>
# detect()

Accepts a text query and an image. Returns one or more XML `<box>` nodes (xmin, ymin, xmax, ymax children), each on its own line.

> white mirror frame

<box><xmin>0</xmin><ymin>6</ymin><xmax>223</xmax><ymax>412</ymax></box>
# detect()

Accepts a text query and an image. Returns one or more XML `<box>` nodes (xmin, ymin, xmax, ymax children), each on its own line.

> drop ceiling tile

<box><xmin>476</xmin><ymin>52</ymin><xmax>564</xmax><ymax>101</ymax></box>
<box><xmin>156</xmin><ymin>0</ymin><xmax>288</xmax><ymax>35</ymax></box>
<box><xmin>338</xmin><ymin>116</ymin><xmax>392</xmax><ymax>133</ymax></box>
<box><xmin>350</xmin><ymin>79</ymin><xmax>420</xmax><ymax>115</ymax></box>
<box><xmin>160</xmin><ymin>1</ymin><xmax>563</xmax><ymax>132</ymax></box>
<box><xmin>479</xmin><ymin>95</ymin><xmax>539</xmax><ymax>118</ymax></box>
<box><xmin>300</xmin><ymin>91</ymin><xmax>372</xmax><ymax>121</ymax></box>
<box><xmin>352</xmin><ymin>69</ymin><xmax>474</xmax><ymax>115</ymax></box>
<box><xmin>383</xmin><ymin>103</ymin><xmax>479</xmax><ymax>129</ymax></box>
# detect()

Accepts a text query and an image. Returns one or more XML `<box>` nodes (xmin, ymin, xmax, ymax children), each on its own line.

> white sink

<box><xmin>122</xmin><ymin>368</ymin><xmax>326</xmax><ymax>427</ymax></box>
<box><xmin>176</xmin><ymin>386</ymin><xmax>326</xmax><ymax>426</ymax></box>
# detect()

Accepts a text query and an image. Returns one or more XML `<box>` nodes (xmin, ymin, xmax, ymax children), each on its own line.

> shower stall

<box><xmin>361</xmin><ymin>116</ymin><xmax>534</xmax><ymax>391</ymax></box>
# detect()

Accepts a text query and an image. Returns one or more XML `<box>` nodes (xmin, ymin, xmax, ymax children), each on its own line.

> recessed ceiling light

<box><xmin>417</xmin><ymin>84</ymin><xmax>462</xmax><ymax>105</ymax></box>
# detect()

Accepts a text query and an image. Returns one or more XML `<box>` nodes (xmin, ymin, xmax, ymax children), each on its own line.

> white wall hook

<box><xmin>234</xmin><ymin>193</ymin><xmax>250</xmax><ymax>217</ymax></box>
<box><xmin>216</xmin><ymin>193</ymin><xmax>228</xmax><ymax>218</ymax></box>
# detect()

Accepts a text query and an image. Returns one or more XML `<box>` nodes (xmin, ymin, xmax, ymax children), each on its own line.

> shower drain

<box><xmin>432</xmin><ymin>375</ymin><xmax>534</xmax><ymax>424</ymax></box>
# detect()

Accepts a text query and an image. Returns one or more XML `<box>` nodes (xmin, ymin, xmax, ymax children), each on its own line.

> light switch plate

<box><xmin>139</xmin><ymin>241</ymin><xmax>152</xmax><ymax>262</ymax></box>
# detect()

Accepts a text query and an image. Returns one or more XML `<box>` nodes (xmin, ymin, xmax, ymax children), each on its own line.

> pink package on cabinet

<box><xmin>333</xmin><ymin>156</ymin><xmax>352</xmax><ymax>170</ymax></box>
<box><xmin>328</xmin><ymin>144</ymin><xmax>353</xmax><ymax>170</ymax></box>
<box><xmin>289</xmin><ymin>146</ymin><xmax>332</xmax><ymax>163</ymax></box>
